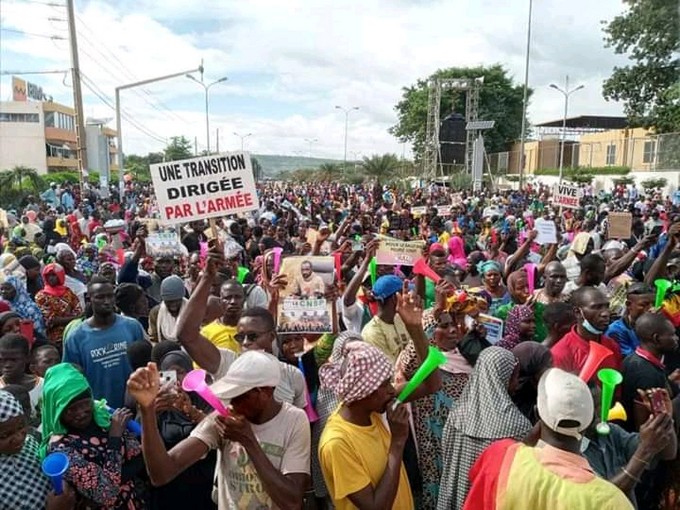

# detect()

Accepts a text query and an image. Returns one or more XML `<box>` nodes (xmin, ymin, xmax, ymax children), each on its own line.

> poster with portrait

<box><xmin>277</xmin><ymin>256</ymin><xmax>335</xmax><ymax>334</ymax></box>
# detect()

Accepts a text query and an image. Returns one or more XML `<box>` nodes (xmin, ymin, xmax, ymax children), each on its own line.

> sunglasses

<box><xmin>234</xmin><ymin>331</ymin><xmax>271</xmax><ymax>343</ymax></box>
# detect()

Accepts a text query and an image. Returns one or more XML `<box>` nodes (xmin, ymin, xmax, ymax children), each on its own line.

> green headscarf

<box><xmin>39</xmin><ymin>363</ymin><xmax>111</xmax><ymax>459</ymax></box>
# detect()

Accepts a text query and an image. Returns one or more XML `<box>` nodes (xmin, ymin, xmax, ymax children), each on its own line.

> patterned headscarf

<box><xmin>319</xmin><ymin>341</ymin><xmax>393</xmax><ymax>405</ymax></box>
<box><xmin>451</xmin><ymin>346</ymin><xmax>531</xmax><ymax>438</ymax></box>
<box><xmin>477</xmin><ymin>260</ymin><xmax>502</xmax><ymax>276</ymax></box>
<box><xmin>0</xmin><ymin>390</ymin><xmax>24</xmax><ymax>422</ymax></box>
<box><xmin>498</xmin><ymin>305</ymin><xmax>534</xmax><ymax>350</ymax></box>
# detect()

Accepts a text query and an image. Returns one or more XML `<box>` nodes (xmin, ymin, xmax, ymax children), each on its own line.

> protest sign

<box><xmin>607</xmin><ymin>212</ymin><xmax>632</xmax><ymax>239</ymax></box>
<box><xmin>145</xmin><ymin>232</ymin><xmax>188</xmax><ymax>259</ymax></box>
<box><xmin>477</xmin><ymin>314</ymin><xmax>504</xmax><ymax>345</ymax></box>
<box><xmin>552</xmin><ymin>182</ymin><xmax>582</xmax><ymax>209</ymax></box>
<box><xmin>277</xmin><ymin>256</ymin><xmax>335</xmax><ymax>334</ymax></box>
<box><xmin>534</xmin><ymin>218</ymin><xmax>557</xmax><ymax>245</ymax></box>
<box><xmin>150</xmin><ymin>152</ymin><xmax>259</xmax><ymax>224</ymax></box>
<box><xmin>411</xmin><ymin>206</ymin><xmax>427</xmax><ymax>217</ymax></box>
<box><xmin>376</xmin><ymin>238</ymin><xmax>426</xmax><ymax>266</ymax></box>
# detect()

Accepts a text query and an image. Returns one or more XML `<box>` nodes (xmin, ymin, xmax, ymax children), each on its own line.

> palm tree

<box><xmin>360</xmin><ymin>154</ymin><xmax>400</xmax><ymax>184</ymax></box>
<box><xmin>6</xmin><ymin>166</ymin><xmax>43</xmax><ymax>192</ymax></box>
<box><xmin>317</xmin><ymin>163</ymin><xmax>340</xmax><ymax>182</ymax></box>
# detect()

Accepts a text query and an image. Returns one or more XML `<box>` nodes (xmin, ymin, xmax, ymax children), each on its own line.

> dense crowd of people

<box><xmin>1</xmin><ymin>177</ymin><xmax>680</xmax><ymax>509</ymax></box>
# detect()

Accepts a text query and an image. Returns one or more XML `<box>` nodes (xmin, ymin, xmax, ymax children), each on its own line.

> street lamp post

<box><xmin>335</xmin><ymin>106</ymin><xmax>359</xmax><ymax>171</ymax></box>
<box><xmin>517</xmin><ymin>0</ymin><xmax>533</xmax><ymax>190</ymax></box>
<box><xmin>304</xmin><ymin>138</ymin><xmax>318</xmax><ymax>158</ymax></box>
<box><xmin>549</xmin><ymin>75</ymin><xmax>585</xmax><ymax>182</ymax></box>
<box><xmin>233</xmin><ymin>132</ymin><xmax>252</xmax><ymax>152</ymax></box>
<box><xmin>186</xmin><ymin>73</ymin><xmax>228</xmax><ymax>154</ymax></box>
<box><xmin>116</xmin><ymin>65</ymin><xmax>202</xmax><ymax>198</ymax></box>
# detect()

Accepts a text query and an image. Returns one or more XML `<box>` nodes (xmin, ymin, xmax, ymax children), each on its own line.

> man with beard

<box><xmin>293</xmin><ymin>260</ymin><xmax>326</xmax><ymax>299</ymax></box>
<box><xmin>551</xmin><ymin>286</ymin><xmax>622</xmax><ymax>377</ymax></box>
<box><xmin>533</xmin><ymin>261</ymin><xmax>568</xmax><ymax>304</ymax></box>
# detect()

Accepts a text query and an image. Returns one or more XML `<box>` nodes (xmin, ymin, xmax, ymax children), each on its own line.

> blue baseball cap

<box><xmin>372</xmin><ymin>275</ymin><xmax>403</xmax><ymax>301</ymax></box>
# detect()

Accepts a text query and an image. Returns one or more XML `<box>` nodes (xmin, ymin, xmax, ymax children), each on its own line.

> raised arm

<box><xmin>128</xmin><ymin>363</ymin><xmax>211</xmax><ymax>487</ymax></box>
<box><xmin>175</xmin><ymin>249</ymin><xmax>222</xmax><ymax>374</ymax></box>
<box><xmin>342</xmin><ymin>240</ymin><xmax>378</xmax><ymax>308</ymax></box>
<box><xmin>644</xmin><ymin>224</ymin><xmax>680</xmax><ymax>285</ymax></box>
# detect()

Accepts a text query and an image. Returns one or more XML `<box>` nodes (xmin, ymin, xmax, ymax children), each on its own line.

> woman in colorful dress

<box><xmin>35</xmin><ymin>263</ymin><xmax>82</xmax><ymax>350</ymax></box>
<box><xmin>41</xmin><ymin>363</ymin><xmax>147</xmax><ymax>509</ymax></box>
<box><xmin>0</xmin><ymin>274</ymin><xmax>46</xmax><ymax>340</ymax></box>
<box><xmin>396</xmin><ymin>308</ymin><xmax>474</xmax><ymax>509</ymax></box>
<box><xmin>470</xmin><ymin>260</ymin><xmax>510</xmax><ymax>316</ymax></box>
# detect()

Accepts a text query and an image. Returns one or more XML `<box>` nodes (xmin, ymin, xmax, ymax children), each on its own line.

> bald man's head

<box><xmin>544</xmin><ymin>261</ymin><xmax>567</xmax><ymax>297</ymax></box>
<box><xmin>635</xmin><ymin>312</ymin><xmax>678</xmax><ymax>355</ymax></box>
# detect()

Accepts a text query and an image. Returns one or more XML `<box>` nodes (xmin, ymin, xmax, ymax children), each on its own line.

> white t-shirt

<box><xmin>213</xmin><ymin>349</ymin><xmax>306</xmax><ymax>409</ymax></box>
<box><xmin>191</xmin><ymin>403</ymin><xmax>311</xmax><ymax>510</ymax></box>
<box><xmin>340</xmin><ymin>300</ymin><xmax>364</xmax><ymax>334</ymax></box>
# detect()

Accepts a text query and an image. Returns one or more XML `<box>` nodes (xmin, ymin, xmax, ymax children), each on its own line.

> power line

<box><xmin>80</xmin><ymin>73</ymin><xmax>166</xmax><ymax>145</ymax></box>
<box><xmin>74</xmin><ymin>14</ymin><xmax>189</xmax><ymax>124</ymax></box>
<box><xmin>0</xmin><ymin>28</ymin><xmax>66</xmax><ymax>40</ymax></box>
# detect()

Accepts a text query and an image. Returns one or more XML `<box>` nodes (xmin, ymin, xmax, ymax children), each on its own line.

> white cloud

<box><xmin>0</xmin><ymin>0</ymin><xmax>630</xmax><ymax>161</ymax></box>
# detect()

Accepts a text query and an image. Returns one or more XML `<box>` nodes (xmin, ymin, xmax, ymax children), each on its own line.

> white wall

<box><xmin>0</xmin><ymin>101</ymin><xmax>47</xmax><ymax>174</ymax></box>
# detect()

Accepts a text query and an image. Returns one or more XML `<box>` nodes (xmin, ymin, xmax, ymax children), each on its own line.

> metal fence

<box><xmin>487</xmin><ymin>132</ymin><xmax>680</xmax><ymax>175</ymax></box>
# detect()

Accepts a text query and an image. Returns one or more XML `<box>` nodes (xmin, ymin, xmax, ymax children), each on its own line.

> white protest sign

<box><xmin>534</xmin><ymin>218</ymin><xmax>557</xmax><ymax>245</ymax></box>
<box><xmin>477</xmin><ymin>314</ymin><xmax>504</xmax><ymax>345</ymax></box>
<box><xmin>553</xmin><ymin>182</ymin><xmax>582</xmax><ymax>209</ymax></box>
<box><xmin>150</xmin><ymin>152</ymin><xmax>259</xmax><ymax>224</ymax></box>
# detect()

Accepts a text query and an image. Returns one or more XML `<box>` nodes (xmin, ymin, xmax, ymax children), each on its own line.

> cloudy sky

<box><xmin>0</xmin><ymin>0</ymin><xmax>631</xmax><ymax>159</ymax></box>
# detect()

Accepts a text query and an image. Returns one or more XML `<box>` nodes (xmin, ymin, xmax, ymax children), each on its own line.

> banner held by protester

<box><xmin>150</xmin><ymin>152</ymin><xmax>259</xmax><ymax>224</ymax></box>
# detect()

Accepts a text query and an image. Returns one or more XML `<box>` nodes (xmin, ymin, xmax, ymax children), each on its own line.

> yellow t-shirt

<box><xmin>200</xmin><ymin>321</ymin><xmax>240</xmax><ymax>353</ymax></box>
<box><xmin>361</xmin><ymin>315</ymin><xmax>410</xmax><ymax>364</ymax></box>
<box><xmin>319</xmin><ymin>411</ymin><xmax>413</xmax><ymax>510</ymax></box>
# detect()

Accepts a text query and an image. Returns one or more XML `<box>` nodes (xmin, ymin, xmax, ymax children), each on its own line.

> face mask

<box><xmin>581</xmin><ymin>310</ymin><xmax>604</xmax><ymax>335</ymax></box>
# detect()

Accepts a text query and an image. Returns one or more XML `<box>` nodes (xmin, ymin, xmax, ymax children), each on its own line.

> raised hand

<box><xmin>396</xmin><ymin>281</ymin><xmax>423</xmax><ymax>327</ymax></box>
<box><xmin>127</xmin><ymin>362</ymin><xmax>161</xmax><ymax>410</ymax></box>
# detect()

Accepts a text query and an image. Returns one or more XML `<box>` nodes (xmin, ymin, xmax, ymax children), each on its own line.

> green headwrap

<box><xmin>39</xmin><ymin>363</ymin><xmax>111</xmax><ymax>459</ymax></box>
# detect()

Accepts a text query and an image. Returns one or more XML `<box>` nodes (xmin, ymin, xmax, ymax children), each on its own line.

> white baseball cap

<box><xmin>537</xmin><ymin>368</ymin><xmax>594</xmax><ymax>440</ymax></box>
<box><xmin>211</xmin><ymin>351</ymin><xmax>281</xmax><ymax>401</ymax></box>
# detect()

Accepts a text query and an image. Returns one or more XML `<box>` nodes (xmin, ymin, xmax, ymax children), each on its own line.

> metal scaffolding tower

<box><xmin>422</xmin><ymin>77</ymin><xmax>483</xmax><ymax>179</ymax></box>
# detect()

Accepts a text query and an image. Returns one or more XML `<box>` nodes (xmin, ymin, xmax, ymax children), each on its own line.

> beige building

<box><xmin>494</xmin><ymin>116</ymin><xmax>677</xmax><ymax>176</ymax></box>
<box><xmin>1</xmin><ymin>76</ymin><xmax>118</xmax><ymax>176</ymax></box>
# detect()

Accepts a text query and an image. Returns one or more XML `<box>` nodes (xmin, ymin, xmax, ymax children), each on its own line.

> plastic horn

<box><xmin>333</xmin><ymin>252</ymin><xmax>343</xmax><ymax>282</ymax></box>
<box><xmin>524</xmin><ymin>263</ymin><xmax>537</xmax><ymax>295</ymax></box>
<box><xmin>369</xmin><ymin>257</ymin><xmax>377</xmax><ymax>286</ymax></box>
<box><xmin>42</xmin><ymin>452</ymin><xmax>69</xmax><ymax>495</ymax></box>
<box><xmin>413</xmin><ymin>258</ymin><xmax>442</xmax><ymax>284</ymax></box>
<box><xmin>655</xmin><ymin>279</ymin><xmax>673</xmax><ymax>308</ymax></box>
<box><xmin>607</xmin><ymin>402</ymin><xmax>627</xmax><ymax>422</ymax></box>
<box><xmin>392</xmin><ymin>346</ymin><xmax>446</xmax><ymax>409</ymax></box>
<box><xmin>105</xmin><ymin>405</ymin><xmax>142</xmax><ymax>436</ymax></box>
<box><xmin>297</xmin><ymin>357</ymin><xmax>319</xmax><ymax>423</ymax></box>
<box><xmin>272</xmin><ymin>247</ymin><xmax>283</xmax><ymax>274</ymax></box>
<box><xmin>182</xmin><ymin>369</ymin><xmax>230</xmax><ymax>417</ymax></box>
<box><xmin>596</xmin><ymin>368</ymin><xmax>624</xmax><ymax>435</ymax></box>
<box><xmin>236</xmin><ymin>267</ymin><xmax>250</xmax><ymax>284</ymax></box>
<box><xmin>578</xmin><ymin>341</ymin><xmax>614</xmax><ymax>382</ymax></box>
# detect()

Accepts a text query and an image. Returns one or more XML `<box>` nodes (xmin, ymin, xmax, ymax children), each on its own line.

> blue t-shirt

<box><xmin>63</xmin><ymin>315</ymin><xmax>145</xmax><ymax>408</ymax></box>
<box><xmin>605</xmin><ymin>317</ymin><xmax>640</xmax><ymax>357</ymax></box>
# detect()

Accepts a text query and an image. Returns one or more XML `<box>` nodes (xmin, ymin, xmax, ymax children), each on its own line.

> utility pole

<box><xmin>216</xmin><ymin>128</ymin><xmax>220</xmax><ymax>153</ymax></box>
<box><xmin>66</xmin><ymin>0</ymin><xmax>88</xmax><ymax>188</ymax></box>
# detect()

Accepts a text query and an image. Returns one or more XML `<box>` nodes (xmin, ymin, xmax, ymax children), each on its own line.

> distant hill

<box><xmin>251</xmin><ymin>154</ymin><xmax>343</xmax><ymax>178</ymax></box>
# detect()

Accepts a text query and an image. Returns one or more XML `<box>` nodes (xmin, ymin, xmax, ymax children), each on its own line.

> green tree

<box><xmin>360</xmin><ymin>154</ymin><xmax>400</xmax><ymax>184</ymax></box>
<box><xmin>390</xmin><ymin>65</ymin><xmax>529</xmax><ymax>160</ymax></box>
<box><xmin>317</xmin><ymin>163</ymin><xmax>341</xmax><ymax>181</ymax></box>
<box><xmin>164</xmin><ymin>136</ymin><xmax>194</xmax><ymax>161</ymax></box>
<box><xmin>602</xmin><ymin>0</ymin><xmax>680</xmax><ymax>132</ymax></box>
<box><xmin>0</xmin><ymin>166</ymin><xmax>43</xmax><ymax>192</ymax></box>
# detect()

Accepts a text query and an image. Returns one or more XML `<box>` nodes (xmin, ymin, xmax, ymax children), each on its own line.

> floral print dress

<box><xmin>396</xmin><ymin>341</ymin><xmax>470</xmax><ymax>510</ymax></box>
<box><xmin>49</xmin><ymin>429</ymin><xmax>146</xmax><ymax>509</ymax></box>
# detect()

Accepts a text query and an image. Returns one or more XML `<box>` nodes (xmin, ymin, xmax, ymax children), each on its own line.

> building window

<box><xmin>46</xmin><ymin>144</ymin><xmax>75</xmax><ymax>159</ymax></box>
<box><xmin>45</xmin><ymin>111</ymin><xmax>74</xmax><ymax>131</ymax></box>
<box><xmin>0</xmin><ymin>112</ymin><xmax>39</xmax><ymax>123</ymax></box>
<box><xmin>606</xmin><ymin>144</ymin><xmax>617</xmax><ymax>166</ymax></box>
<box><xmin>643</xmin><ymin>140</ymin><xmax>656</xmax><ymax>164</ymax></box>
<box><xmin>44</xmin><ymin>111</ymin><xmax>55</xmax><ymax>127</ymax></box>
<box><xmin>497</xmin><ymin>152</ymin><xmax>509</xmax><ymax>173</ymax></box>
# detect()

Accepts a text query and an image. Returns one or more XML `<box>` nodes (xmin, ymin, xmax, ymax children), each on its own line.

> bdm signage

<box><xmin>12</xmin><ymin>76</ymin><xmax>48</xmax><ymax>102</ymax></box>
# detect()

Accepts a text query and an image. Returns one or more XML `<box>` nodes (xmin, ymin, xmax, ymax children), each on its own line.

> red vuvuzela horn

<box><xmin>579</xmin><ymin>341</ymin><xmax>614</xmax><ymax>383</ymax></box>
<box><xmin>413</xmin><ymin>258</ymin><xmax>441</xmax><ymax>284</ymax></box>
